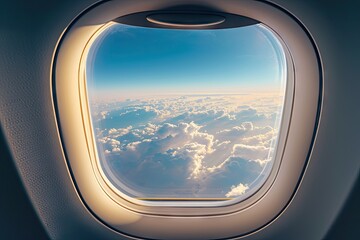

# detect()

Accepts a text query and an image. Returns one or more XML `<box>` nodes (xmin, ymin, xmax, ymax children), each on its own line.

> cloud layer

<box><xmin>91</xmin><ymin>94</ymin><xmax>283</xmax><ymax>198</ymax></box>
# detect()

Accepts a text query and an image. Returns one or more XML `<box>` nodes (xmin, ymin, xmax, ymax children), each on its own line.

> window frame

<box><xmin>52</xmin><ymin>0</ymin><xmax>322</xmax><ymax>239</ymax></box>
<box><xmin>81</xmin><ymin>21</ymin><xmax>293</xmax><ymax>209</ymax></box>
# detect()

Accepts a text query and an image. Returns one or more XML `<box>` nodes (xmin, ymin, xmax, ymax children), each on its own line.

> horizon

<box><xmin>86</xmin><ymin>23</ymin><xmax>286</xmax><ymax>99</ymax></box>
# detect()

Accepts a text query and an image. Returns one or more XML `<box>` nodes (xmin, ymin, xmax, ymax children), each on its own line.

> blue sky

<box><xmin>87</xmin><ymin>23</ymin><xmax>286</xmax><ymax>97</ymax></box>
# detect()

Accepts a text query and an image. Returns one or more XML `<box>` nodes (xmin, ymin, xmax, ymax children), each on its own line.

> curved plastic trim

<box><xmin>52</xmin><ymin>0</ymin><xmax>322</xmax><ymax>239</ymax></box>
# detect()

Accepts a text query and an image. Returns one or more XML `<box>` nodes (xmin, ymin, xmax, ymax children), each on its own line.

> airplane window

<box><xmin>85</xmin><ymin>22</ymin><xmax>287</xmax><ymax>203</ymax></box>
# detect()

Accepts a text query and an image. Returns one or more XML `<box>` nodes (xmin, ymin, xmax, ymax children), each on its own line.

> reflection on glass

<box><xmin>86</xmin><ymin>22</ymin><xmax>287</xmax><ymax>201</ymax></box>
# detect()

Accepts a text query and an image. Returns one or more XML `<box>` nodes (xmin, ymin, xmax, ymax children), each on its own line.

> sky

<box><xmin>87</xmin><ymin>23</ymin><xmax>286</xmax><ymax>99</ymax></box>
<box><xmin>86</xmin><ymin>22</ymin><xmax>287</xmax><ymax>200</ymax></box>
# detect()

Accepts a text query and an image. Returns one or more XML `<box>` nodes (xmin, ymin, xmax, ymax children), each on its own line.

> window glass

<box><xmin>86</xmin><ymin>22</ymin><xmax>286</xmax><ymax>201</ymax></box>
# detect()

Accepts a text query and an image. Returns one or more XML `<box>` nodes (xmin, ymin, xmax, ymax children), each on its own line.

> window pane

<box><xmin>86</xmin><ymin>22</ymin><xmax>287</xmax><ymax>201</ymax></box>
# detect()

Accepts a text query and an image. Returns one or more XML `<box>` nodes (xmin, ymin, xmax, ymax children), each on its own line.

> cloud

<box><xmin>92</xmin><ymin>94</ymin><xmax>282</xmax><ymax>198</ymax></box>
<box><xmin>99</xmin><ymin>106</ymin><xmax>158</xmax><ymax>129</ymax></box>
<box><xmin>112</xmin><ymin>147</ymin><xmax>121</xmax><ymax>152</ymax></box>
<box><xmin>231</xmin><ymin>144</ymin><xmax>270</xmax><ymax>161</ymax></box>
<box><xmin>114</xmin><ymin>121</ymin><xmax>216</xmax><ymax>180</ymax></box>
<box><xmin>216</xmin><ymin>122</ymin><xmax>253</xmax><ymax>141</ymax></box>
<box><xmin>176</xmin><ymin>142</ymin><xmax>208</xmax><ymax>179</ymax></box>
<box><xmin>108</xmin><ymin>126</ymin><xmax>133</xmax><ymax>137</ymax></box>
<box><xmin>100</xmin><ymin>111</ymin><xmax>108</xmax><ymax>119</ymax></box>
<box><xmin>225</xmin><ymin>183</ymin><xmax>249</xmax><ymax>197</ymax></box>
<box><xmin>241</xmin><ymin>126</ymin><xmax>275</xmax><ymax>146</ymax></box>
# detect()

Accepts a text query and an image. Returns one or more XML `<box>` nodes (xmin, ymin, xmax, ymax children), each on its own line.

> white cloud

<box><xmin>108</xmin><ymin>126</ymin><xmax>133</xmax><ymax>137</ymax></box>
<box><xmin>241</xmin><ymin>122</ymin><xmax>254</xmax><ymax>131</ymax></box>
<box><xmin>109</xmin><ymin>139</ymin><xmax>120</xmax><ymax>146</ymax></box>
<box><xmin>216</xmin><ymin>122</ymin><xmax>253</xmax><ymax>141</ymax></box>
<box><xmin>231</xmin><ymin>144</ymin><xmax>270</xmax><ymax>161</ymax></box>
<box><xmin>225</xmin><ymin>183</ymin><xmax>249</xmax><ymax>197</ymax></box>
<box><xmin>112</xmin><ymin>147</ymin><xmax>121</xmax><ymax>152</ymax></box>
<box><xmin>177</xmin><ymin>142</ymin><xmax>208</xmax><ymax>179</ymax></box>
<box><xmin>100</xmin><ymin>111</ymin><xmax>108</xmax><ymax>119</ymax></box>
<box><xmin>126</xmin><ymin>141</ymin><xmax>141</xmax><ymax>151</ymax></box>
<box><xmin>241</xmin><ymin>128</ymin><xmax>275</xmax><ymax>146</ymax></box>
<box><xmin>93</xmin><ymin>94</ymin><xmax>282</xmax><ymax>197</ymax></box>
